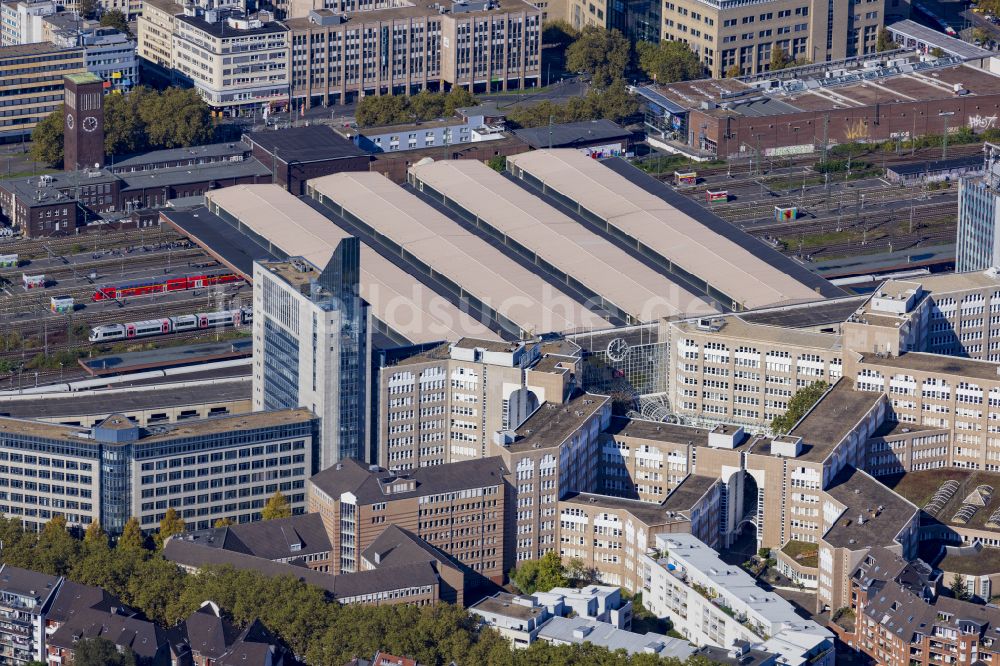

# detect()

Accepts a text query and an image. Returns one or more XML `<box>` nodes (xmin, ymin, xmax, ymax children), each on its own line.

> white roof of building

<box><xmin>506</xmin><ymin>150</ymin><xmax>826</xmax><ymax>309</ymax></box>
<box><xmin>408</xmin><ymin>160</ymin><xmax>719</xmax><ymax>322</ymax></box>
<box><xmin>537</xmin><ymin>616</ymin><xmax>694</xmax><ymax>660</ymax></box>
<box><xmin>308</xmin><ymin>172</ymin><xmax>609</xmax><ymax>335</ymax></box>
<box><xmin>205</xmin><ymin>185</ymin><xmax>500</xmax><ymax>345</ymax></box>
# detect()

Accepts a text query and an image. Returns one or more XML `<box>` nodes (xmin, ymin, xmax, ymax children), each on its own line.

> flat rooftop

<box><xmin>858</xmin><ymin>351</ymin><xmax>1000</xmax><ymax>381</ymax></box>
<box><xmin>409</xmin><ymin>159</ymin><xmax>717</xmax><ymax>322</ymax></box>
<box><xmin>308</xmin><ymin>171</ymin><xmax>609</xmax><ymax>334</ymax></box>
<box><xmin>81</xmin><ymin>339</ymin><xmax>251</xmax><ymax>375</ymax></box>
<box><xmin>283</xmin><ymin>0</ymin><xmax>537</xmax><ymax>25</ymax></box>
<box><xmin>661</xmin><ymin>474</ymin><xmax>720</xmax><ymax>513</ymax></box>
<box><xmin>538</xmin><ymin>616</ymin><xmax>694</xmax><ymax>660</ymax></box>
<box><xmin>824</xmin><ymin>466</ymin><xmax>918</xmax><ymax>549</ymax></box>
<box><xmin>739</xmin><ymin>296</ymin><xmax>865</xmax><ymax>329</ymax></box>
<box><xmin>243</xmin><ymin>125</ymin><xmax>368</xmax><ymax>163</ymax></box>
<box><xmin>561</xmin><ymin>491</ymin><xmax>681</xmax><ymax>525</ymax></box>
<box><xmin>513</xmin><ymin>119</ymin><xmax>631</xmax><ymax>149</ymax></box>
<box><xmin>470</xmin><ymin>592</ymin><xmax>546</xmax><ymax>621</ymax></box>
<box><xmin>0</xmin><ymin>378</ymin><xmax>250</xmax><ymax>420</ymax></box>
<box><xmin>603</xmin><ymin>416</ymin><xmax>712</xmax><ymax>447</ymax></box>
<box><xmin>0</xmin><ymin>41</ymin><xmax>80</xmax><ymax>57</ymax></box>
<box><xmin>505</xmin><ymin>392</ymin><xmax>608</xmax><ymax>452</ymax></box>
<box><xmin>111</xmin><ymin>141</ymin><xmax>250</xmax><ymax>170</ymax></box>
<box><xmin>136</xmin><ymin>407</ymin><xmax>315</xmax><ymax>444</ymax></box>
<box><xmin>886</xmin><ymin>469</ymin><xmax>1000</xmax><ymax>534</ymax></box>
<box><xmin>507</xmin><ymin>150</ymin><xmax>840</xmax><ymax>309</ymax></box>
<box><xmin>786</xmin><ymin>379</ymin><xmax>884</xmax><ymax>463</ymax></box>
<box><xmin>202</xmin><ymin>184</ymin><xmax>501</xmax><ymax>345</ymax></box>
<box><xmin>671</xmin><ymin>315</ymin><xmax>843</xmax><ymax>351</ymax></box>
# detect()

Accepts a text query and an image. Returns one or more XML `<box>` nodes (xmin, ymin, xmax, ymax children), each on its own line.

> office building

<box><xmin>80</xmin><ymin>28</ymin><xmax>138</xmax><ymax>92</ymax></box>
<box><xmin>379</xmin><ymin>338</ymin><xmax>580</xmax><ymax>469</ymax></box>
<box><xmin>139</xmin><ymin>0</ymin><xmax>289</xmax><ymax>115</ymax></box>
<box><xmin>306</xmin><ymin>456</ymin><xmax>508</xmax><ymax>583</ymax></box>
<box><xmin>0</xmin><ymin>0</ymin><xmax>54</xmax><ymax>46</ymax></box>
<box><xmin>0</xmin><ymin>42</ymin><xmax>83</xmax><ymax>141</ymax></box>
<box><xmin>253</xmin><ymin>253</ymin><xmax>370</xmax><ymax>468</ymax></box>
<box><xmin>641</xmin><ymin>534</ymin><xmax>835</xmax><ymax>666</ymax></box>
<box><xmin>0</xmin><ymin>409</ymin><xmax>318</xmax><ymax>534</ymax></box>
<box><xmin>284</xmin><ymin>0</ymin><xmax>541</xmax><ymax>108</ymax></box>
<box><xmin>958</xmin><ymin>145</ymin><xmax>1000</xmax><ymax>273</ymax></box>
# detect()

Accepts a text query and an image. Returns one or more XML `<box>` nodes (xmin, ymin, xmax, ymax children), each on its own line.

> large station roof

<box><xmin>506</xmin><ymin>150</ymin><xmax>830</xmax><ymax>310</ymax></box>
<box><xmin>308</xmin><ymin>172</ymin><xmax>609</xmax><ymax>335</ymax></box>
<box><xmin>408</xmin><ymin>159</ymin><xmax>718</xmax><ymax>322</ymax></box>
<box><xmin>204</xmin><ymin>185</ymin><xmax>500</xmax><ymax>345</ymax></box>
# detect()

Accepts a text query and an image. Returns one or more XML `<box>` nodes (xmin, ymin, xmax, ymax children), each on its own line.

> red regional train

<box><xmin>92</xmin><ymin>272</ymin><xmax>243</xmax><ymax>301</ymax></box>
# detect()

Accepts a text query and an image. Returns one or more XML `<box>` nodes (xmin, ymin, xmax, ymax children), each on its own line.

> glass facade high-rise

<box><xmin>957</xmin><ymin>176</ymin><xmax>1000</xmax><ymax>273</ymax></box>
<box><xmin>253</xmin><ymin>240</ymin><xmax>371</xmax><ymax>469</ymax></box>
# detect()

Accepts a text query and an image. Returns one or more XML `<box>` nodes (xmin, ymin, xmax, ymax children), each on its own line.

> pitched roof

<box><xmin>47</xmin><ymin>607</ymin><xmax>169</xmax><ymax>659</ymax></box>
<box><xmin>309</xmin><ymin>457</ymin><xmax>508</xmax><ymax>505</ymax></box>
<box><xmin>183</xmin><ymin>513</ymin><xmax>332</xmax><ymax>561</ymax></box>
<box><xmin>183</xmin><ymin>603</ymin><xmax>241</xmax><ymax>659</ymax></box>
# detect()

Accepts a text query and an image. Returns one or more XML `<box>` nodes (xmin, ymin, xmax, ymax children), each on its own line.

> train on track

<box><xmin>92</xmin><ymin>272</ymin><xmax>243</xmax><ymax>301</ymax></box>
<box><xmin>88</xmin><ymin>307</ymin><xmax>253</xmax><ymax>342</ymax></box>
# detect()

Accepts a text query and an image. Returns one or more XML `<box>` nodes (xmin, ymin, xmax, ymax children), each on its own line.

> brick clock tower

<box><xmin>63</xmin><ymin>73</ymin><xmax>105</xmax><ymax>171</ymax></box>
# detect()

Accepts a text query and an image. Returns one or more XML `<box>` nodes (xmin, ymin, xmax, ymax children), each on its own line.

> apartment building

<box><xmin>663</xmin><ymin>311</ymin><xmax>845</xmax><ymax>430</ymax></box>
<box><xmin>306</xmin><ymin>456</ymin><xmax>509</xmax><ymax>583</ymax></box>
<box><xmin>558</xmin><ymin>474</ymin><xmax>719</xmax><ymax>592</ymax></box>
<box><xmin>379</xmin><ymin>338</ymin><xmax>579</xmax><ymax>469</ymax></box>
<box><xmin>0</xmin><ymin>566</ymin><xmax>62</xmax><ymax>665</ymax></box>
<box><xmin>139</xmin><ymin>0</ymin><xmax>289</xmax><ymax>114</ymax></box>
<box><xmin>283</xmin><ymin>0</ymin><xmax>541</xmax><ymax>108</ymax></box>
<box><xmin>839</xmin><ymin>547</ymin><xmax>1000</xmax><ymax>666</ymax></box>
<box><xmin>253</xmin><ymin>255</ymin><xmax>370</xmax><ymax>468</ymax></box>
<box><xmin>491</xmin><ymin>391</ymin><xmax>612</xmax><ymax>563</ymax></box>
<box><xmin>641</xmin><ymin>533</ymin><xmax>835</xmax><ymax>666</ymax></box>
<box><xmin>0</xmin><ymin>409</ymin><xmax>318</xmax><ymax>535</ymax></box>
<box><xmin>0</xmin><ymin>0</ymin><xmax>54</xmax><ymax>46</ymax></box>
<box><xmin>0</xmin><ymin>42</ymin><xmax>83</xmax><ymax>140</ymax></box>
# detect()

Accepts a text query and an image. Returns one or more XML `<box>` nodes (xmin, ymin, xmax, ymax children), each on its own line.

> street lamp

<box><xmin>939</xmin><ymin>111</ymin><xmax>956</xmax><ymax>159</ymax></box>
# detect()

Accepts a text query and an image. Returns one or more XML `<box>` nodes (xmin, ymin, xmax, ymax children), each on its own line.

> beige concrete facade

<box><xmin>379</xmin><ymin>338</ymin><xmax>580</xmax><ymax>470</ymax></box>
<box><xmin>285</xmin><ymin>0</ymin><xmax>541</xmax><ymax>107</ymax></box>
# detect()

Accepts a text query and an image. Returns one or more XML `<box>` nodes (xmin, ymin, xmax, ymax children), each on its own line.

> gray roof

<box><xmin>693</xmin><ymin>644</ymin><xmax>775</xmax><ymax>666</ymax></box>
<box><xmin>661</xmin><ymin>474</ymin><xmax>720</xmax><ymax>513</ymax></box>
<box><xmin>604</xmin><ymin>416</ymin><xmax>713</xmax><ymax>447</ymax></box>
<box><xmin>560</xmin><ymin>492</ymin><xmax>680</xmax><ymax>526</ymax></box>
<box><xmin>361</xmin><ymin>524</ymin><xmax>458</xmax><ymax>571</ymax></box>
<box><xmin>505</xmin><ymin>392</ymin><xmax>608</xmax><ymax>452</ymax></box>
<box><xmin>823</xmin><ymin>466</ymin><xmax>917</xmax><ymax>549</ymax></box>
<box><xmin>739</xmin><ymin>296</ymin><xmax>867</xmax><ymax>328</ymax></box>
<box><xmin>785</xmin><ymin>379</ymin><xmax>884</xmax><ymax>463</ymax></box>
<box><xmin>175</xmin><ymin>13</ymin><xmax>286</xmax><ymax>38</ymax></box>
<box><xmin>513</xmin><ymin>120</ymin><xmax>630</xmax><ymax>149</ymax></box>
<box><xmin>308</xmin><ymin>456</ymin><xmax>508</xmax><ymax>505</ymax></box>
<box><xmin>111</xmin><ymin>141</ymin><xmax>250</xmax><ymax>170</ymax></box>
<box><xmin>119</xmin><ymin>159</ymin><xmax>271</xmax><ymax>191</ymax></box>
<box><xmin>888</xmin><ymin>19</ymin><xmax>993</xmax><ymax>60</ymax></box>
<box><xmin>537</xmin><ymin>616</ymin><xmax>694</xmax><ymax>660</ymax></box>
<box><xmin>81</xmin><ymin>339</ymin><xmax>252</xmax><ymax>375</ymax></box>
<box><xmin>183</xmin><ymin>604</ymin><xmax>240</xmax><ymax>660</ymax></box>
<box><xmin>470</xmin><ymin>592</ymin><xmax>547</xmax><ymax>621</ymax></box>
<box><xmin>47</xmin><ymin>580</ymin><xmax>124</xmax><ymax>624</ymax></box>
<box><xmin>243</xmin><ymin>124</ymin><xmax>368</xmax><ymax>163</ymax></box>
<box><xmin>48</xmin><ymin>607</ymin><xmax>169</xmax><ymax>659</ymax></box>
<box><xmin>0</xmin><ymin>564</ymin><xmax>61</xmax><ymax>607</ymax></box>
<box><xmin>183</xmin><ymin>513</ymin><xmax>331</xmax><ymax>561</ymax></box>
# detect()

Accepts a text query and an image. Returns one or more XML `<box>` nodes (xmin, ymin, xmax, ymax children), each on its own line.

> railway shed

<box><xmin>198</xmin><ymin>184</ymin><xmax>502</xmax><ymax>346</ymax></box>
<box><xmin>80</xmin><ymin>339</ymin><xmax>252</xmax><ymax>376</ymax></box>
<box><xmin>307</xmin><ymin>171</ymin><xmax>610</xmax><ymax>337</ymax></box>
<box><xmin>408</xmin><ymin>159</ymin><xmax>719</xmax><ymax>323</ymax></box>
<box><xmin>506</xmin><ymin>149</ymin><xmax>841</xmax><ymax>310</ymax></box>
<box><xmin>885</xmin><ymin>154</ymin><xmax>985</xmax><ymax>185</ymax></box>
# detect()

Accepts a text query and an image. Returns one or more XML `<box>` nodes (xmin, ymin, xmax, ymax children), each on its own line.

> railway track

<box><xmin>0</xmin><ymin>227</ymin><xmax>180</xmax><ymax>258</ymax></box>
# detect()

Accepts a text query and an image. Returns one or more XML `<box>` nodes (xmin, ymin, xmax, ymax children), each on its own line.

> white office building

<box><xmin>640</xmin><ymin>534</ymin><xmax>835</xmax><ymax>666</ymax></box>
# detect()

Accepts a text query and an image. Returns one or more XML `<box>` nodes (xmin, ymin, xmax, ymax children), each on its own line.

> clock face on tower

<box><xmin>82</xmin><ymin>116</ymin><xmax>98</xmax><ymax>132</ymax></box>
<box><xmin>65</xmin><ymin>113</ymin><xmax>74</xmax><ymax>130</ymax></box>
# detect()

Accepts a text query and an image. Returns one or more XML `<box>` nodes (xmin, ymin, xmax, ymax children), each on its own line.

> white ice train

<box><xmin>88</xmin><ymin>307</ymin><xmax>252</xmax><ymax>342</ymax></box>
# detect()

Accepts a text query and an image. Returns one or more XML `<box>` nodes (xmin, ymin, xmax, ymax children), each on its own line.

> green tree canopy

<box><xmin>36</xmin><ymin>515</ymin><xmax>81</xmax><ymax>576</ymax></box>
<box><xmin>769</xmin><ymin>43</ymin><xmax>791</xmax><ymax>71</ymax></box>
<box><xmin>725</xmin><ymin>63</ymin><xmax>742</xmax><ymax>78</ymax></box>
<box><xmin>78</xmin><ymin>0</ymin><xmax>98</xmax><ymax>18</ymax></box>
<box><xmin>30</xmin><ymin>105</ymin><xmax>64</xmax><ymax>167</ymax></box>
<box><xmin>876</xmin><ymin>27</ymin><xmax>898</xmax><ymax>52</ymax></box>
<box><xmin>506</xmin><ymin>80</ymin><xmax>636</xmax><ymax>128</ymax></box>
<box><xmin>214</xmin><ymin>517</ymin><xmax>234</xmax><ymax>528</ymax></box>
<box><xmin>952</xmin><ymin>573</ymin><xmax>970</xmax><ymax>600</ymax></box>
<box><xmin>542</xmin><ymin>20</ymin><xmax>578</xmax><ymax>48</ymax></box>
<box><xmin>566</xmin><ymin>26</ymin><xmax>630</xmax><ymax>88</ymax></box>
<box><xmin>487</xmin><ymin>155</ymin><xmax>506</xmax><ymax>172</ymax></box>
<box><xmin>637</xmin><ymin>40</ymin><xmax>703</xmax><ymax>83</ymax></box>
<box><xmin>261</xmin><ymin>491</ymin><xmax>291</xmax><ymax>520</ymax></box>
<box><xmin>356</xmin><ymin>94</ymin><xmax>413</xmax><ymax>127</ymax></box>
<box><xmin>509</xmin><ymin>552</ymin><xmax>568</xmax><ymax>594</ymax></box>
<box><xmin>73</xmin><ymin>637</ymin><xmax>135</xmax><ymax>666</ymax></box>
<box><xmin>99</xmin><ymin>9</ymin><xmax>131</xmax><ymax>36</ymax></box>
<box><xmin>355</xmin><ymin>88</ymin><xmax>478</xmax><ymax>128</ymax></box>
<box><xmin>443</xmin><ymin>86</ymin><xmax>475</xmax><ymax>116</ymax></box>
<box><xmin>770</xmin><ymin>381</ymin><xmax>829</xmax><ymax>434</ymax></box>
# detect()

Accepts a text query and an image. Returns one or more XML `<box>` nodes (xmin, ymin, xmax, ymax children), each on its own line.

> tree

<box><xmin>585</xmin><ymin>77</ymin><xmax>638</xmax><ymax>123</ymax></box>
<box><xmin>116</xmin><ymin>517</ymin><xmax>147</xmax><ymax>555</ymax></box>
<box><xmin>214</xmin><ymin>517</ymin><xmax>234</xmax><ymax>528</ymax></box>
<box><xmin>770</xmin><ymin>381</ymin><xmax>828</xmax><ymax>434</ymax></box>
<box><xmin>409</xmin><ymin>89</ymin><xmax>446</xmax><ymax>121</ymax></box>
<box><xmin>769</xmin><ymin>44</ymin><xmax>791</xmax><ymax>71</ymax></box>
<box><xmin>356</xmin><ymin>95</ymin><xmax>412</xmax><ymax>127</ymax></box>
<box><xmin>139</xmin><ymin>87</ymin><xmax>213</xmax><ymax>148</ymax></box>
<box><xmin>542</xmin><ymin>20</ymin><xmax>578</xmax><ymax>48</ymax></box>
<box><xmin>99</xmin><ymin>9</ymin><xmax>131</xmax><ymax>36</ymax></box>
<box><xmin>36</xmin><ymin>515</ymin><xmax>81</xmax><ymax>576</ymax></box>
<box><xmin>876</xmin><ymin>27</ymin><xmax>898</xmax><ymax>52</ymax></box>
<box><xmin>443</xmin><ymin>86</ymin><xmax>476</xmax><ymax>116</ymax></box>
<box><xmin>261</xmin><ymin>491</ymin><xmax>291</xmax><ymax>520</ymax></box>
<box><xmin>73</xmin><ymin>637</ymin><xmax>135</xmax><ymax>666</ymax></box>
<box><xmin>637</xmin><ymin>40</ymin><xmax>703</xmax><ymax>83</ymax></box>
<box><xmin>487</xmin><ymin>155</ymin><xmax>506</xmax><ymax>172</ymax></box>
<box><xmin>973</xmin><ymin>27</ymin><xmax>991</xmax><ymax>45</ymax></box>
<box><xmin>77</xmin><ymin>0</ymin><xmax>98</xmax><ymax>18</ymax></box>
<box><xmin>155</xmin><ymin>507</ymin><xmax>185</xmax><ymax>549</ymax></box>
<box><xmin>566</xmin><ymin>26</ymin><xmax>630</xmax><ymax>88</ymax></box>
<box><xmin>509</xmin><ymin>552</ymin><xmax>568</xmax><ymax>594</ymax></box>
<box><xmin>929</xmin><ymin>46</ymin><xmax>945</xmax><ymax>57</ymax></box>
<box><xmin>725</xmin><ymin>63</ymin><xmax>742</xmax><ymax>78</ymax></box>
<box><xmin>952</xmin><ymin>573</ymin><xmax>970</xmax><ymax>601</ymax></box>
<box><xmin>30</xmin><ymin>106</ymin><xmax>64</xmax><ymax>167</ymax></box>
<box><xmin>103</xmin><ymin>89</ymin><xmax>146</xmax><ymax>157</ymax></box>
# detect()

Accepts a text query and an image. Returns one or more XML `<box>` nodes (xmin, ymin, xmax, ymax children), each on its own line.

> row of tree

<box><xmin>31</xmin><ymin>86</ymin><xmax>216</xmax><ymax>167</ymax></box>
<box><xmin>355</xmin><ymin>87</ymin><xmax>476</xmax><ymax>127</ymax></box>
<box><xmin>0</xmin><ymin>511</ymin><xmax>724</xmax><ymax>665</ymax></box>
